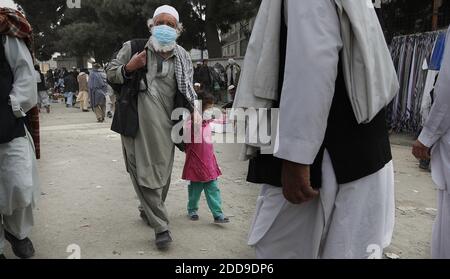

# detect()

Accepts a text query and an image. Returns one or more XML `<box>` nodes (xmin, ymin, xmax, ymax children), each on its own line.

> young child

<box><xmin>182</xmin><ymin>94</ymin><xmax>230</xmax><ymax>224</ymax></box>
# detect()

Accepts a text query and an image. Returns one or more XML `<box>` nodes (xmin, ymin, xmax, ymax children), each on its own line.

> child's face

<box><xmin>203</xmin><ymin>103</ymin><xmax>215</xmax><ymax>120</ymax></box>
<box><xmin>203</xmin><ymin>103</ymin><xmax>214</xmax><ymax>112</ymax></box>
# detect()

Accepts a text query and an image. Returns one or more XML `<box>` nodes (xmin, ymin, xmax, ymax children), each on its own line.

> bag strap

<box><xmin>129</xmin><ymin>39</ymin><xmax>149</xmax><ymax>93</ymax></box>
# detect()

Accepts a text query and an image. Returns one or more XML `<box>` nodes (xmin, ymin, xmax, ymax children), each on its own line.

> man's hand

<box><xmin>412</xmin><ymin>140</ymin><xmax>431</xmax><ymax>160</ymax></box>
<box><xmin>125</xmin><ymin>51</ymin><xmax>147</xmax><ymax>73</ymax></box>
<box><xmin>281</xmin><ymin>160</ymin><xmax>319</xmax><ymax>204</ymax></box>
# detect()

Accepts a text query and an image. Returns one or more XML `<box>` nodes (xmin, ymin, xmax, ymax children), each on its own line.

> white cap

<box><xmin>153</xmin><ymin>5</ymin><xmax>179</xmax><ymax>22</ymax></box>
<box><xmin>194</xmin><ymin>83</ymin><xmax>201</xmax><ymax>87</ymax></box>
<box><xmin>228</xmin><ymin>85</ymin><xmax>236</xmax><ymax>91</ymax></box>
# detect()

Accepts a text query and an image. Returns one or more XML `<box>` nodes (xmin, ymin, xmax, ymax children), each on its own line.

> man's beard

<box><xmin>150</xmin><ymin>36</ymin><xmax>177</xmax><ymax>53</ymax></box>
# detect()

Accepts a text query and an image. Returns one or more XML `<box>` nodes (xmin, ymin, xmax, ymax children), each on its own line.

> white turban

<box><xmin>153</xmin><ymin>5</ymin><xmax>179</xmax><ymax>22</ymax></box>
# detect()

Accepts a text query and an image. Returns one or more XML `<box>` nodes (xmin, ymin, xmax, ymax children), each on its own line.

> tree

<box><xmin>15</xmin><ymin>0</ymin><xmax>65</xmax><ymax>61</ymax></box>
<box><xmin>18</xmin><ymin>0</ymin><xmax>261</xmax><ymax>63</ymax></box>
<box><xmin>54</xmin><ymin>0</ymin><xmax>129</xmax><ymax>65</ymax></box>
<box><xmin>379</xmin><ymin>0</ymin><xmax>450</xmax><ymax>41</ymax></box>
<box><xmin>186</xmin><ymin>0</ymin><xmax>261</xmax><ymax>58</ymax></box>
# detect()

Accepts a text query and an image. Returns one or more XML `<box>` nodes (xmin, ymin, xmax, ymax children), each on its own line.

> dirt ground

<box><xmin>1</xmin><ymin>104</ymin><xmax>438</xmax><ymax>259</ymax></box>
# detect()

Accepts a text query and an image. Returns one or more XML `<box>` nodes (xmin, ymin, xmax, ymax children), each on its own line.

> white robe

<box><xmin>0</xmin><ymin>36</ymin><xmax>39</xmax><ymax>216</ymax></box>
<box><xmin>419</xmin><ymin>26</ymin><xmax>450</xmax><ymax>259</ymax></box>
<box><xmin>248</xmin><ymin>0</ymin><xmax>395</xmax><ymax>259</ymax></box>
<box><xmin>249</xmin><ymin>151</ymin><xmax>395</xmax><ymax>259</ymax></box>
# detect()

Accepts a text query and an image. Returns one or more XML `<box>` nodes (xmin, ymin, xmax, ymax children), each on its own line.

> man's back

<box><xmin>77</xmin><ymin>73</ymin><xmax>89</xmax><ymax>92</ymax></box>
<box><xmin>64</xmin><ymin>74</ymin><xmax>78</xmax><ymax>92</ymax></box>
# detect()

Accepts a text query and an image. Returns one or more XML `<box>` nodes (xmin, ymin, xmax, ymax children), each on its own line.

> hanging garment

<box><xmin>430</xmin><ymin>32</ymin><xmax>446</xmax><ymax>71</ymax></box>
<box><xmin>389</xmin><ymin>31</ymin><xmax>445</xmax><ymax>134</ymax></box>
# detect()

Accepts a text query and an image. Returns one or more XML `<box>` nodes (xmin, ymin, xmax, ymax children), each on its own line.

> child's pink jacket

<box><xmin>182</xmin><ymin>120</ymin><xmax>222</xmax><ymax>182</ymax></box>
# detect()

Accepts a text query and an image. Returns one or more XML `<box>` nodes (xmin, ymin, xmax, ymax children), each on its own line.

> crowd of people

<box><xmin>193</xmin><ymin>58</ymin><xmax>241</xmax><ymax>108</ymax></box>
<box><xmin>33</xmin><ymin>64</ymin><xmax>116</xmax><ymax>123</ymax></box>
<box><xmin>1</xmin><ymin>0</ymin><xmax>450</xmax><ymax>260</ymax></box>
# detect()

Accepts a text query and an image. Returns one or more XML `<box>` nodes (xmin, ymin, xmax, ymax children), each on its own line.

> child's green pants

<box><xmin>188</xmin><ymin>180</ymin><xmax>223</xmax><ymax>218</ymax></box>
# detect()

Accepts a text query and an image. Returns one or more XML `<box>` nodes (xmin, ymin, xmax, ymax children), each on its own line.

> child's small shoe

<box><xmin>189</xmin><ymin>212</ymin><xmax>199</xmax><ymax>221</ymax></box>
<box><xmin>214</xmin><ymin>215</ymin><xmax>230</xmax><ymax>224</ymax></box>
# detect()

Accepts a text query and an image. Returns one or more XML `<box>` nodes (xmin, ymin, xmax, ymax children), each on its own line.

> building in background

<box><xmin>53</xmin><ymin>55</ymin><xmax>91</xmax><ymax>70</ymax></box>
<box><xmin>221</xmin><ymin>18</ymin><xmax>256</xmax><ymax>59</ymax></box>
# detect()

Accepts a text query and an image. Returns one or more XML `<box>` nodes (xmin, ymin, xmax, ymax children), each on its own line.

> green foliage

<box><xmin>381</xmin><ymin>0</ymin><xmax>450</xmax><ymax>40</ymax></box>
<box><xmin>17</xmin><ymin>0</ymin><xmax>261</xmax><ymax>62</ymax></box>
<box><xmin>15</xmin><ymin>0</ymin><xmax>65</xmax><ymax>61</ymax></box>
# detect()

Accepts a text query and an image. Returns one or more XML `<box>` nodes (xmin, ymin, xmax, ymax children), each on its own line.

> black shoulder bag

<box><xmin>111</xmin><ymin>39</ymin><xmax>148</xmax><ymax>138</ymax></box>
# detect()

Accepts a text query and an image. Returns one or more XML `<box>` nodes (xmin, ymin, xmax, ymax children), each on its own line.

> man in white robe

<box><xmin>245</xmin><ymin>0</ymin><xmax>395</xmax><ymax>259</ymax></box>
<box><xmin>413</xmin><ymin>26</ymin><xmax>450</xmax><ymax>260</ymax></box>
<box><xmin>0</xmin><ymin>34</ymin><xmax>39</xmax><ymax>259</ymax></box>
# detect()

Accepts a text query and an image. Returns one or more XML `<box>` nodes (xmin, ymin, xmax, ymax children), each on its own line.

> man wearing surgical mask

<box><xmin>107</xmin><ymin>5</ymin><xmax>197</xmax><ymax>250</ymax></box>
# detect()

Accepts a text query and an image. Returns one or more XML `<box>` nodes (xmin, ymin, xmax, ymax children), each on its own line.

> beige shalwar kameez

<box><xmin>107</xmin><ymin>41</ymin><xmax>177</xmax><ymax>234</ymax></box>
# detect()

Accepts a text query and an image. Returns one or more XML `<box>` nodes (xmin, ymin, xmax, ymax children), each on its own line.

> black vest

<box><xmin>246</xmin><ymin>12</ymin><xmax>392</xmax><ymax>188</ymax></box>
<box><xmin>0</xmin><ymin>35</ymin><xmax>26</xmax><ymax>144</ymax></box>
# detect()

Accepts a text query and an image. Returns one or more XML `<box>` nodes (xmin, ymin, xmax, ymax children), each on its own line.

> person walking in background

<box><xmin>45</xmin><ymin>69</ymin><xmax>55</xmax><ymax>89</ymax></box>
<box><xmin>76</xmin><ymin>69</ymin><xmax>90</xmax><ymax>112</ymax></box>
<box><xmin>45</xmin><ymin>69</ymin><xmax>56</xmax><ymax>102</ymax></box>
<box><xmin>71</xmin><ymin>69</ymin><xmax>80</xmax><ymax>107</ymax></box>
<box><xmin>194</xmin><ymin>83</ymin><xmax>205</xmax><ymax>100</ymax></box>
<box><xmin>198</xmin><ymin>59</ymin><xmax>213</xmax><ymax>93</ymax></box>
<box><xmin>88</xmin><ymin>63</ymin><xmax>107</xmax><ymax>123</ymax></box>
<box><xmin>63</xmin><ymin>70</ymin><xmax>78</xmax><ymax>108</ymax></box>
<box><xmin>105</xmin><ymin>83</ymin><xmax>116</xmax><ymax>119</ymax></box>
<box><xmin>182</xmin><ymin>94</ymin><xmax>229</xmax><ymax>224</ymax></box>
<box><xmin>194</xmin><ymin>62</ymin><xmax>202</xmax><ymax>84</ymax></box>
<box><xmin>55</xmin><ymin>70</ymin><xmax>64</xmax><ymax>95</ymax></box>
<box><xmin>225</xmin><ymin>59</ymin><xmax>240</xmax><ymax>103</ymax></box>
<box><xmin>222</xmin><ymin>85</ymin><xmax>236</xmax><ymax>109</ymax></box>
<box><xmin>34</xmin><ymin>65</ymin><xmax>50</xmax><ymax>113</ymax></box>
<box><xmin>225</xmin><ymin>59</ymin><xmax>241</xmax><ymax>89</ymax></box>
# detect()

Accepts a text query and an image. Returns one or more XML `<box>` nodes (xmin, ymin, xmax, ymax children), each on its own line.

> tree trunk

<box><xmin>205</xmin><ymin>0</ymin><xmax>222</xmax><ymax>58</ymax></box>
<box><xmin>432</xmin><ymin>0</ymin><xmax>443</xmax><ymax>30</ymax></box>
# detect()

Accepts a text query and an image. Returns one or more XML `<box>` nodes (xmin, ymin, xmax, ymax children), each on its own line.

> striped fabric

<box><xmin>174</xmin><ymin>45</ymin><xmax>197</xmax><ymax>107</ymax></box>
<box><xmin>0</xmin><ymin>8</ymin><xmax>33</xmax><ymax>53</ymax></box>
<box><xmin>27</xmin><ymin>107</ymin><xmax>40</xmax><ymax>160</ymax></box>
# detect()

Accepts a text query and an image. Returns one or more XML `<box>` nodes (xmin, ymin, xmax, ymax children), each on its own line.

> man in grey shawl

<box><xmin>89</xmin><ymin>63</ymin><xmax>108</xmax><ymax>123</ymax></box>
<box><xmin>106</xmin><ymin>5</ymin><xmax>196</xmax><ymax>250</ymax></box>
